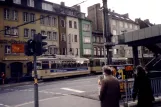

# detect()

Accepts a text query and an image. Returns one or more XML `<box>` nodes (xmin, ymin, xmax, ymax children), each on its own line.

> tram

<box><xmin>89</xmin><ymin>57</ymin><xmax>128</xmax><ymax>73</ymax></box>
<box><xmin>32</xmin><ymin>55</ymin><xmax>89</xmax><ymax>80</ymax></box>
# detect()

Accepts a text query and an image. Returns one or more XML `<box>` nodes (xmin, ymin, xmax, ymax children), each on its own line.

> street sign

<box><xmin>12</xmin><ymin>44</ymin><xmax>24</xmax><ymax>53</ymax></box>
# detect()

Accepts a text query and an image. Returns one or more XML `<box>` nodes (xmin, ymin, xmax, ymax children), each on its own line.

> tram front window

<box><xmin>37</xmin><ymin>63</ymin><xmax>42</xmax><ymax>69</ymax></box>
<box><xmin>51</xmin><ymin>63</ymin><xmax>56</xmax><ymax>69</ymax></box>
<box><xmin>42</xmin><ymin>64</ymin><xmax>49</xmax><ymax>69</ymax></box>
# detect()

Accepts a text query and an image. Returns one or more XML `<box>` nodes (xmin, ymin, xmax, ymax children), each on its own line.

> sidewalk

<box><xmin>72</xmin><ymin>91</ymin><xmax>161</xmax><ymax>107</ymax></box>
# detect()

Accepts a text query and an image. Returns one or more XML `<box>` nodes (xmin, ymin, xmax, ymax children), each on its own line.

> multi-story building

<box><xmin>40</xmin><ymin>1</ymin><xmax>59</xmax><ymax>55</ymax></box>
<box><xmin>87</xmin><ymin>3</ymin><xmax>140</xmax><ymax>61</ymax></box>
<box><xmin>0</xmin><ymin>0</ymin><xmax>90</xmax><ymax>81</ymax></box>
<box><xmin>66</xmin><ymin>16</ymin><xmax>80</xmax><ymax>56</ymax></box>
<box><xmin>79</xmin><ymin>19</ymin><xmax>92</xmax><ymax>58</ymax></box>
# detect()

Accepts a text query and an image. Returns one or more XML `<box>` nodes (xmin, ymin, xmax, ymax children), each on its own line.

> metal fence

<box><xmin>121</xmin><ymin>78</ymin><xmax>161</xmax><ymax>103</ymax></box>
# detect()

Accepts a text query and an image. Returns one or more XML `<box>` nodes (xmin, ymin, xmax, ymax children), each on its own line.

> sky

<box><xmin>47</xmin><ymin>0</ymin><xmax>161</xmax><ymax>24</ymax></box>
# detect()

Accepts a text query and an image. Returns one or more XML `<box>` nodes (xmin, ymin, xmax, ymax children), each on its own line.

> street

<box><xmin>0</xmin><ymin>75</ymin><xmax>101</xmax><ymax>107</ymax></box>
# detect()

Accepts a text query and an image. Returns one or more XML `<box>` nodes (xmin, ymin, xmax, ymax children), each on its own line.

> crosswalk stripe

<box><xmin>61</xmin><ymin>88</ymin><xmax>85</xmax><ymax>93</ymax></box>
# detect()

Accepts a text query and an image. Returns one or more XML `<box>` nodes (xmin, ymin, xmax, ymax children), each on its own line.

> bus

<box><xmin>32</xmin><ymin>56</ymin><xmax>90</xmax><ymax>80</ymax></box>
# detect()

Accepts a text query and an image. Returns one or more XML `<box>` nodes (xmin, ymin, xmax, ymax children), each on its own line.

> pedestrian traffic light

<box><xmin>25</xmin><ymin>39</ymin><xmax>36</xmax><ymax>56</ymax></box>
<box><xmin>34</xmin><ymin>33</ymin><xmax>47</xmax><ymax>56</ymax></box>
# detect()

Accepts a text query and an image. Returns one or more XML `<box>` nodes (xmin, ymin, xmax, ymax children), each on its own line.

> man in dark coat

<box><xmin>99</xmin><ymin>66</ymin><xmax>120</xmax><ymax>107</ymax></box>
<box><xmin>132</xmin><ymin>65</ymin><xmax>154</xmax><ymax>107</ymax></box>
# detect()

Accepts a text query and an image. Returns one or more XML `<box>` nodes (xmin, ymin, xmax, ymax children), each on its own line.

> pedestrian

<box><xmin>99</xmin><ymin>66</ymin><xmax>120</xmax><ymax>107</ymax></box>
<box><xmin>132</xmin><ymin>65</ymin><xmax>154</xmax><ymax>107</ymax></box>
<box><xmin>1</xmin><ymin>72</ymin><xmax>5</xmax><ymax>85</ymax></box>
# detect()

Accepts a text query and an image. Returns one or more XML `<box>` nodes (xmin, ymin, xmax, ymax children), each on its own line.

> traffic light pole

<box><xmin>102</xmin><ymin>0</ymin><xmax>113</xmax><ymax>65</ymax></box>
<box><xmin>33</xmin><ymin>54</ymin><xmax>39</xmax><ymax>107</ymax></box>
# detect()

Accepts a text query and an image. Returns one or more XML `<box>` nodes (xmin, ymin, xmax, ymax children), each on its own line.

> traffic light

<box><xmin>34</xmin><ymin>33</ymin><xmax>47</xmax><ymax>56</ymax></box>
<box><xmin>25</xmin><ymin>39</ymin><xmax>36</xmax><ymax>56</ymax></box>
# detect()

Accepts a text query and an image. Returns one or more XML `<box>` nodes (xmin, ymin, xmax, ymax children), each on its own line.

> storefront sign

<box><xmin>0</xmin><ymin>39</ymin><xmax>26</xmax><ymax>44</ymax></box>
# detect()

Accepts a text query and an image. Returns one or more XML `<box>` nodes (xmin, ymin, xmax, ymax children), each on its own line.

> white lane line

<box><xmin>0</xmin><ymin>103</ymin><xmax>3</xmax><ymax>105</ymax></box>
<box><xmin>61</xmin><ymin>88</ymin><xmax>85</xmax><ymax>93</ymax></box>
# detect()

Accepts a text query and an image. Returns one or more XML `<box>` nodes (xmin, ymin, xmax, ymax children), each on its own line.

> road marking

<box><xmin>0</xmin><ymin>103</ymin><xmax>3</xmax><ymax>105</ymax></box>
<box><xmin>61</xmin><ymin>88</ymin><xmax>85</xmax><ymax>93</ymax></box>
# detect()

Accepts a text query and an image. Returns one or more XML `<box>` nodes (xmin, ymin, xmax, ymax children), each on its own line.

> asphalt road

<box><xmin>0</xmin><ymin>75</ymin><xmax>101</xmax><ymax>107</ymax></box>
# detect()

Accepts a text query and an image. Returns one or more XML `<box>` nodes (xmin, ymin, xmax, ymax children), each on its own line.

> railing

<box><xmin>121</xmin><ymin>78</ymin><xmax>161</xmax><ymax>104</ymax></box>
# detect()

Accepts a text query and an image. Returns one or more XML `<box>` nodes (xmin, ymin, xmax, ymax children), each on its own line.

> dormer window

<box><xmin>27</xmin><ymin>0</ymin><xmax>34</xmax><ymax>7</ymax></box>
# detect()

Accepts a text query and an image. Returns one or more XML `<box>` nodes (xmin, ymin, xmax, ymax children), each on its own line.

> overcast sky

<box><xmin>47</xmin><ymin>0</ymin><xmax>161</xmax><ymax>24</ymax></box>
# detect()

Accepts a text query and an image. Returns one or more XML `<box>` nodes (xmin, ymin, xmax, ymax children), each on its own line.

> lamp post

<box><xmin>102</xmin><ymin>0</ymin><xmax>113</xmax><ymax>65</ymax></box>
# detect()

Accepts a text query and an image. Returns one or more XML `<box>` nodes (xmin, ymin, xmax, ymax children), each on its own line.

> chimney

<box><xmin>108</xmin><ymin>9</ymin><xmax>111</xmax><ymax>12</ymax></box>
<box><xmin>144</xmin><ymin>19</ymin><xmax>150</xmax><ymax>23</ymax></box>
<box><xmin>60</xmin><ymin>2</ymin><xmax>65</xmax><ymax>6</ymax></box>
<box><xmin>72</xmin><ymin>5</ymin><xmax>81</xmax><ymax>12</ymax></box>
<box><xmin>124</xmin><ymin>13</ymin><xmax>129</xmax><ymax>18</ymax></box>
<box><xmin>112</xmin><ymin>10</ymin><xmax>115</xmax><ymax>13</ymax></box>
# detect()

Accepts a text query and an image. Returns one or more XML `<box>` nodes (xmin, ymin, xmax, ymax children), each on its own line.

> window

<box><xmin>4</xmin><ymin>9</ymin><xmax>9</xmax><ymax>20</ymax></box>
<box><xmin>52</xmin><ymin>17</ymin><xmax>57</xmax><ymax>26</ymax></box>
<box><xmin>113</xmin><ymin>49</ymin><xmax>119</xmax><ymax>55</ymax></box>
<box><xmin>119</xmin><ymin>21</ymin><xmax>123</xmax><ymax>27</ymax></box>
<box><xmin>27</xmin><ymin>0</ymin><xmax>34</xmax><ymax>7</ymax></box>
<box><xmin>83</xmin><ymin>37</ymin><xmax>91</xmax><ymax>43</ymax></box>
<box><xmin>94</xmin><ymin>48</ymin><xmax>96</xmax><ymax>55</ymax></box>
<box><xmin>112</xmin><ymin>36</ymin><xmax>116</xmax><ymax>43</ymax></box>
<box><xmin>112</xmin><ymin>20</ymin><xmax>116</xmax><ymax>26</ymax></box>
<box><xmin>31</xmin><ymin>29</ymin><xmax>36</xmax><ymax>38</ymax></box>
<box><xmin>5</xmin><ymin>26</ymin><xmax>18</xmax><ymax>36</ymax></box>
<box><xmin>126</xmin><ymin>49</ymin><xmax>130</xmax><ymax>55</ymax></box>
<box><xmin>5</xmin><ymin>26</ymin><xmax>10</xmax><ymax>35</ymax></box>
<box><xmin>74</xmin><ymin>35</ymin><xmax>77</xmax><ymax>42</ymax></box>
<box><xmin>69</xmin><ymin>20</ymin><xmax>72</xmax><ymax>28</ymax></box>
<box><xmin>42</xmin><ymin>2</ymin><xmax>52</xmax><ymax>11</ymax></box>
<box><xmin>83</xmin><ymin>24</ymin><xmax>90</xmax><ymax>31</ymax></box>
<box><xmin>100</xmin><ymin>37</ymin><xmax>103</xmax><ymax>43</ymax></box>
<box><xmin>47</xmin><ymin>31</ymin><xmax>51</xmax><ymax>40</ymax></box>
<box><xmin>61</xmin><ymin>33</ymin><xmax>66</xmax><ymax>41</ymax></box>
<box><xmin>30</xmin><ymin>13</ymin><xmax>35</xmax><ymax>23</ymax></box>
<box><xmin>54</xmin><ymin>48</ymin><xmax>57</xmax><ymax>54</ymax></box>
<box><xmin>23</xmin><ymin>12</ymin><xmax>28</xmax><ymax>22</ymax></box>
<box><xmin>125</xmin><ymin>23</ymin><xmax>128</xmax><ymax>28</ymax></box>
<box><xmin>48</xmin><ymin>47</ymin><xmax>52</xmax><ymax>54</ymax></box>
<box><xmin>101</xmin><ymin>48</ymin><xmax>104</xmax><ymax>55</ymax></box>
<box><xmin>76</xmin><ymin>48</ymin><xmax>78</xmax><ymax>55</ymax></box>
<box><xmin>74</xmin><ymin>21</ymin><xmax>77</xmax><ymax>29</ymax></box>
<box><xmin>24</xmin><ymin>28</ymin><xmax>29</xmax><ymax>38</ymax></box>
<box><xmin>129</xmin><ymin>24</ymin><xmax>132</xmax><ymax>29</ymax></box>
<box><xmin>11</xmin><ymin>27</ymin><xmax>18</xmax><ymax>36</ymax></box>
<box><xmin>61</xmin><ymin>19</ymin><xmax>65</xmax><ymax>27</ymax></box>
<box><xmin>53</xmin><ymin>32</ymin><xmax>57</xmax><ymax>40</ymax></box>
<box><xmin>40</xmin><ymin>15</ymin><xmax>45</xmax><ymax>24</ymax></box>
<box><xmin>12</xmin><ymin>10</ymin><xmax>18</xmax><ymax>20</ymax></box>
<box><xmin>84</xmin><ymin>49</ymin><xmax>91</xmax><ymax>55</ymax></box>
<box><xmin>112</xmin><ymin>30</ymin><xmax>117</xmax><ymax>35</ymax></box>
<box><xmin>97</xmin><ymin>48</ymin><xmax>100</xmax><ymax>55</ymax></box>
<box><xmin>41</xmin><ymin>30</ymin><xmax>46</xmax><ymax>35</ymax></box>
<box><xmin>5</xmin><ymin>45</ymin><xmax>11</xmax><ymax>54</ymax></box>
<box><xmin>13</xmin><ymin>0</ymin><xmax>21</xmax><ymax>4</ymax></box>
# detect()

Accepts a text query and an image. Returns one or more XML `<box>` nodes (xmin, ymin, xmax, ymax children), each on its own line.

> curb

<box><xmin>125</xmin><ymin>97</ymin><xmax>161</xmax><ymax>107</ymax></box>
<box><xmin>0</xmin><ymin>80</ymin><xmax>43</xmax><ymax>89</ymax></box>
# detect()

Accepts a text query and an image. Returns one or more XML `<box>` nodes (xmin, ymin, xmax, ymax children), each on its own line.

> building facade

<box><xmin>87</xmin><ymin>3</ymin><xmax>140</xmax><ymax>60</ymax></box>
<box><xmin>0</xmin><ymin>0</ymin><xmax>89</xmax><ymax>81</ymax></box>
<box><xmin>79</xmin><ymin>19</ymin><xmax>92</xmax><ymax>58</ymax></box>
<box><xmin>66</xmin><ymin>16</ymin><xmax>80</xmax><ymax>57</ymax></box>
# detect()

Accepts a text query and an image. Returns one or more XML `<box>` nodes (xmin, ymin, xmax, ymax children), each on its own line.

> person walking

<box><xmin>1</xmin><ymin>72</ymin><xmax>5</xmax><ymax>85</ymax></box>
<box><xmin>99</xmin><ymin>66</ymin><xmax>120</xmax><ymax>107</ymax></box>
<box><xmin>132</xmin><ymin>65</ymin><xmax>154</xmax><ymax>107</ymax></box>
